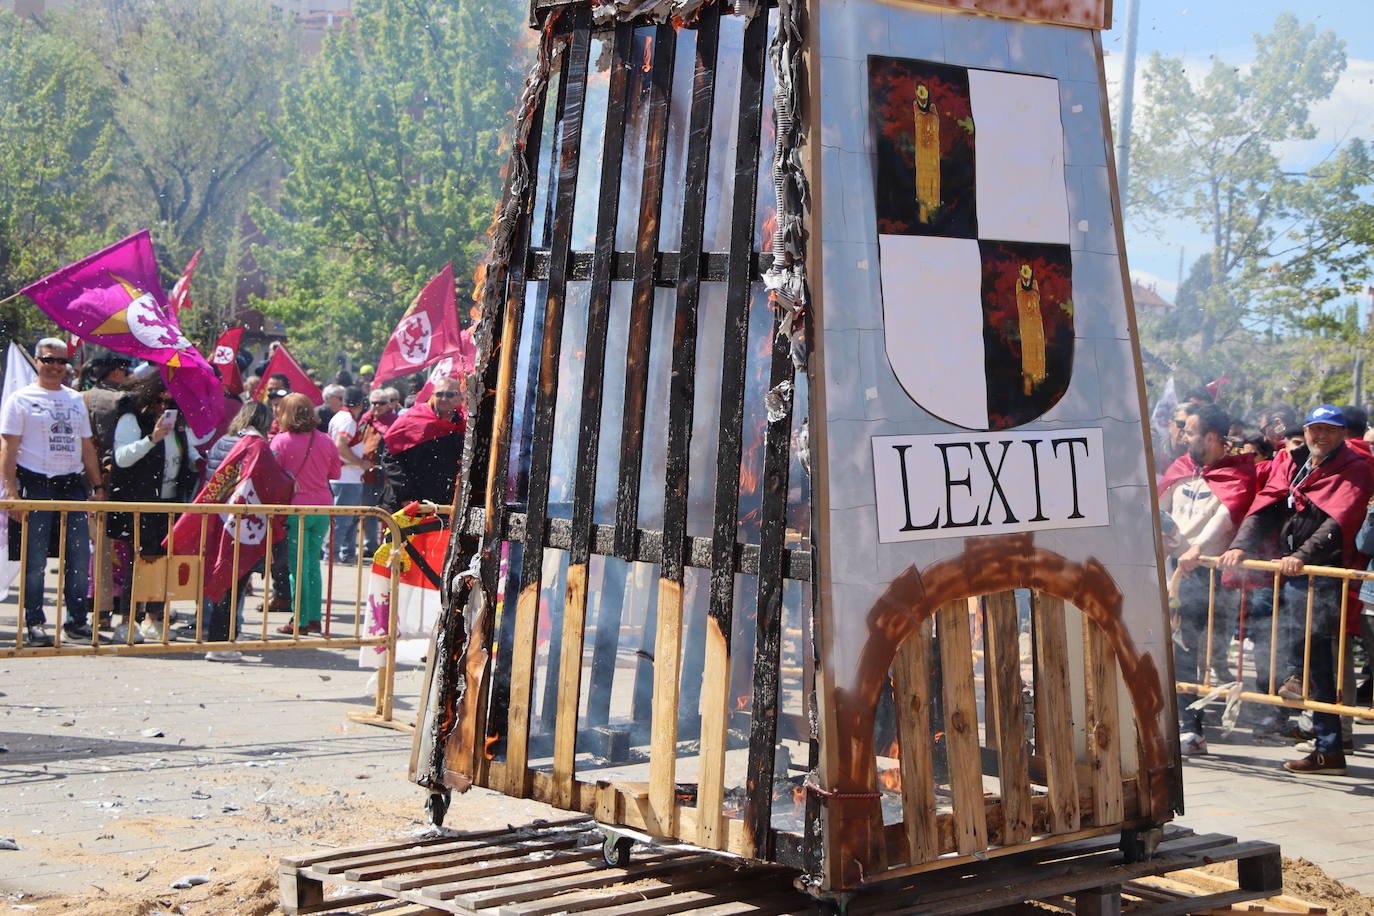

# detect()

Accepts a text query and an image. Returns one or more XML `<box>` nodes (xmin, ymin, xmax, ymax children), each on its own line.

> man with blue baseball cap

<box><xmin>1220</xmin><ymin>404</ymin><xmax>1373</xmax><ymax>775</ymax></box>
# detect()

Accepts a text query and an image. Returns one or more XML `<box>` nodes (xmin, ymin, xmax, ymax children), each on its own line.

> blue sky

<box><xmin>1098</xmin><ymin>2</ymin><xmax>1373</xmax><ymax>298</ymax></box>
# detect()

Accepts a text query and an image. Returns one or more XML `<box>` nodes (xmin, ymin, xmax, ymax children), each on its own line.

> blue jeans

<box><xmin>17</xmin><ymin>471</ymin><xmax>90</xmax><ymax>627</ymax></box>
<box><xmin>361</xmin><ymin>481</ymin><xmax>381</xmax><ymax>553</ymax></box>
<box><xmin>1281</xmin><ymin>577</ymin><xmax>1342</xmax><ymax>755</ymax></box>
<box><xmin>330</xmin><ymin>481</ymin><xmax>364</xmax><ymax>561</ymax></box>
<box><xmin>1174</xmin><ymin>569</ymin><xmax>1235</xmax><ymax>733</ymax></box>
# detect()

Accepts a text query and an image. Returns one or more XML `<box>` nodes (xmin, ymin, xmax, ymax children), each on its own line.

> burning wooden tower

<box><xmin>413</xmin><ymin>0</ymin><xmax>1180</xmax><ymax>896</ymax></box>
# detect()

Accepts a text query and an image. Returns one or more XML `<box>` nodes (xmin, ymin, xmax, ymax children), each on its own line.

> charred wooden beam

<box><xmin>461</xmin><ymin>507</ymin><xmax>812</xmax><ymax>580</ymax></box>
<box><xmin>427</xmin><ymin>21</ymin><xmax>557</xmax><ymax>793</ymax></box>
<box><xmin>613</xmin><ymin>23</ymin><xmax>677</xmax><ymax>558</ymax></box>
<box><xmin>647</xmin><ymin>4</ymin><xmax>722</xmax><ymax>837</ymax></box>
<box><xmin>503</xmin><ymin>21</ymin><xmax>592</xmax><ymax>798</ymax></box>
<box><xmin>742</xmin><ymin>312</ymin><xmax>798</xmax><ymax>856</ymax></box>
<box><xmin>577</xmin><ymin>21</ymin><xmax>637</xmax><ymax>737</ymax></box>
<box><xmin>525</xmin><ymin>249</ymin><xmax>774</xmax><ymax>283</ymax></box>
<box><xmin>698</xmin><ymin>7</ymin><xmax>768</xmax><ymax>851</ymax></box>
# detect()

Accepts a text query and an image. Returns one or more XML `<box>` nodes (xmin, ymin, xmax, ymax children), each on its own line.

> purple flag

<box><xmin>17</xmin><ymin>230</ymin><xmax>222</xmax><ymax>437</ymax></box>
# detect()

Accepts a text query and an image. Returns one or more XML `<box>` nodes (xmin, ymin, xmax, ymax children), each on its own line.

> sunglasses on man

<box><xmin>432</xmin><ymin>391</ymin><xmax>461</xmax><ymax>399</ymax></box>
<box><xmin>267</xmin><ymin>389</ymin><xmax>289</xmax><ymax>399</ymax></box>
<box><xmin>36</xmin><ymin>356</ymin><xmax>70</xmax><ymax>365</ymax></box>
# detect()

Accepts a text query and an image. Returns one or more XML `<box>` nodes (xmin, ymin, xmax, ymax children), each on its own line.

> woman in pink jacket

<box><xmin>270</xmin><ymin>394</ymin><xmax>341</xmax><ymax>634</ymax></box>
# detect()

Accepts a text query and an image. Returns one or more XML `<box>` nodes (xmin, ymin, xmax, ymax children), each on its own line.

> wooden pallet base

<box><xmin>278</xmin><ymin>819</ymin><xmax>1283</xmax><ymax>915</ymax></box>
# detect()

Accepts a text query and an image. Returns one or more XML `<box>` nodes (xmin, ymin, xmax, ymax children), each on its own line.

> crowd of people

<box><xmin>1157</xmin><ymin>390</ymin><xmax>1374</xmax><ymax>777</ymax></box>
<box><xmin>0</xmin><ymin>338</ymin><xmax>467</xmax><ymax>660</ymax></box>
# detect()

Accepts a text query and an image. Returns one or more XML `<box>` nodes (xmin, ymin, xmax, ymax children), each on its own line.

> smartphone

<box><xmin>162</xmin><ymin>409</ymin><xmax>178</xmax><ymax>424</ymax></box>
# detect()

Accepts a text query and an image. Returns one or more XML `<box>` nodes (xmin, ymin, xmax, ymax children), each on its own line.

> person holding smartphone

<box><xmin>108</xmin><ymin>373</ymin><xmax>201</xmax><ymax>642</ymax></box>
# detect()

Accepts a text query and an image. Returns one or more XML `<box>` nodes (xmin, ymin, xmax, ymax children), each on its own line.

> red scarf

<box><xmin>383</xmin><ymin>401</ymin><xmax>464</xmax><ymax>454</ymax></box>
<box><xmin>1247</xmin><ymin>444</ymin><xmax>1374</xmax><ymax>565</ymax></box>
<box><xmin>1159</xmin><ymin>452</ymin><xmax>1257</xmax><ymax>528</ymax></box>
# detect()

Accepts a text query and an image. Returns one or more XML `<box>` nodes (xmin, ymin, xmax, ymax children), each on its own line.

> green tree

<box><xmin>252</xmin><ymin>0</ymin><xmax>525</xmax><ymax>368</ymax></box>
<box><xmin>1129</xmin><ymin>13</ymin><xmax>1361</xmax><ymax>350</ymax></box>
<box><xmin>0</xmin><ymin>9</ymin><xmax>114</xmax><ymax>343</ymax></box>
<box><xmin>56</xmin><ymin>0</ymin><xmax>301</xmax><ymax>343</ymax></box>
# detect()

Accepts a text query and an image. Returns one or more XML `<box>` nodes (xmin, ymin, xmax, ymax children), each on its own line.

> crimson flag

<box><xmin>374</xmin><ymin>264</ymin><xmax>474</xmax><ymax>384</ymax></box>
<box><xmin>169</xmin><ymin>249</ymin><xmax>201</xmax><ymax>316</ymax></box>
<box><xmin>210</xmin><ymin>327</ymin><xmax>245</xmax><ymax>395</ymax></box>
<box><xmin>252</xmin><ymin>343</ymin><xmax>322</xmax><ymax>406</ymax></box>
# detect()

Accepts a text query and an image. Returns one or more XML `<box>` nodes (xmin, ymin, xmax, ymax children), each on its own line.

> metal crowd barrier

<box><xmin>0</xmin><ymin>499</ymin><xmax>407</xmax><ymax>726</ymax></box>
<box><xmin>1178</xmin><ymin>556</ymin><xmax>1374</xmax><ymax>722</ymax></box>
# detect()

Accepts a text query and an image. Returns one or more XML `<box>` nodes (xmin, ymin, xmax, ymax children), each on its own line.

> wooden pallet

<box><xmin>280</xmin><ymin>819</ymin><xmax>1285</xmax><ymax>915</ymax></box>
<box><xmin>1123</xmin><ymin>869</ymin><xmax>1326</xmax><ymax>914</ymax></box>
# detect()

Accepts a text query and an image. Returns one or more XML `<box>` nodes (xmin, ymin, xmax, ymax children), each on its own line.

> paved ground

<box><xmin>1177</xmin><ymin>715</ymin><xmax>1374</xmax><ymax>891</ymax></box>
<box><xmin>2</xmin><ymin>648</ymin><xmax>1373</xmax><ymax>912</ymax></box>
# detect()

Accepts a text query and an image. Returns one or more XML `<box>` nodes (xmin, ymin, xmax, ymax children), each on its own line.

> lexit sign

<box><xmin>871</xmin><ymin>428</ymin><xmax>1109</xmax><ymax>543</ymax></box>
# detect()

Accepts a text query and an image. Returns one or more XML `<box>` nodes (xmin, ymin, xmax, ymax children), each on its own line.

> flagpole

<box><xmin>0</xmin><ymin>291</ymin><xmax>22</xmax><ymax>307</ymax></box>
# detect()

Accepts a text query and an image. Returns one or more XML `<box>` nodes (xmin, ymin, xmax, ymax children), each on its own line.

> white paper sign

<box><xmin>871</xmin><ymin>428</ymin><xmax>1109</xmax><ymax>543</ymax></box>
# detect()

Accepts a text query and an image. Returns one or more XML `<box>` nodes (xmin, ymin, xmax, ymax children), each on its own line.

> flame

<box><xmin>932</xmin><ymin>731</ymin><xmax>945</xmax><ymax>743</ymax></box>
<box><xmin>882</xmin><ymin>740</ymin><xmax>899</xmax><ymax>760</ymax></box>
<box><xmin>759</xmin><ymin>208</ymin><xmax>778</xmax><ymax>252</ymax></box>
<box><xmin>735</xmin><ymin>694</ymin><xmax>750</xmax><ymax>712</ymax></box>
<box><xmin>641</xmin><ymin>34</ymin><xmax>653</xmax><ymax>73</ymax></box>
<box><xmin>470</xmin><ymin>305</ymin><xmax>483</xmax><ymax>323</ymax></box>
<box><xmin>878</xmin><ymin>766</ymin><xmax>902</xmax><ymax>793</ymax></box>
<box><xmin>792</xmin><ymin>785</ymin><xmax>806</xmax><ymax>806</ymax></box>
<box><xmin>471</xmin><ymin>263</ymin><xmax>488</xmax><ymax>305</ymax></box>
<box><xmin>723</xmin><ymin>805</ymin><xmax>740</xmax><ymax>818</ymax></box>
<box><xmin>484</xmin><ymin>734</ymin><xmax>499</xmax><ymax>760</ymax></box>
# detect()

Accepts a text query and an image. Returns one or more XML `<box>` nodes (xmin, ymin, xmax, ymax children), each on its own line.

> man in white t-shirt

<box><xmin>0</xmin><ymin>338</ymin><xmax>107</xmax><ymax>647</ymax></box>
<box><xmin>328</xmin><ymin>387</ymin><xmax>374</xmax><ymax>563</ymax></box>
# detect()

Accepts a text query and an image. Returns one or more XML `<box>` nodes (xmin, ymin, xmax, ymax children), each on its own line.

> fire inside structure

<box><xmin>410</xmin><ymin>0</ymin><xmax>1176</xmax><ymax>896</ymax></box>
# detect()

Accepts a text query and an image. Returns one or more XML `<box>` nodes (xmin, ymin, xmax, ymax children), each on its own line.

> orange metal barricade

<box><xmin>1176</xmin><ymin>557</ymin><xmax>1374</xmax><ymax>722</ymax></box>
<box><xmin>0</xmin><ymin>499</ymin><xmax>412</xmax><ymax>726</ymax></box>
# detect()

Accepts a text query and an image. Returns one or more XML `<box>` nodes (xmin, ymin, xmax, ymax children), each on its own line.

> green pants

<box><xmin>285</xmin><ymin>515</ymin><xmax>329</xmax><ymax>624</ymax></box>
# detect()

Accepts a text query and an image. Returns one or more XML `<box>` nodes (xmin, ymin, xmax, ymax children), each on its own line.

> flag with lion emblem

<box><xmin>374</xmin><ymin>264</ymin><xmax>471</xmax><ymax>385</ymax></box>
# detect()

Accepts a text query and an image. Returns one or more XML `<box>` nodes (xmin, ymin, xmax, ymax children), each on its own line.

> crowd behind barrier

<box><xmin>1159</xmin><ymin>396</ymin><xmax>1374</xmax><ymax>777</ymax></box>
<box><xmin>0</xmin><ymin>500</ymin><xmax>408</xmax><ymax>722</ymax></box>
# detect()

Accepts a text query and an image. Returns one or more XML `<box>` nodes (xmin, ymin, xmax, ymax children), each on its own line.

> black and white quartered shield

<box><xmin>870</xmin><ymin>55</ymin><xmax>1075</xmax><ymax>431</ymax></box>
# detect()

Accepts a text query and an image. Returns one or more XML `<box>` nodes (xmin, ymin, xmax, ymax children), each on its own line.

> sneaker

<box><xmin>1295</xmin><ymin>738</ymin><xmax>1355</xmax><ymax>754</ymax></box>
<box><xmin>1277</xmin><ymin>676</ymin><xmax>1306</xmax><ymax>701</ymax></box>
<box><xmin>1180</xmin><ymin>731</ymin><xmax>1208</xmax><ymax>755</ymax></box>
<box><xmin>24</xmin><ymin>625</ymin><xmax>53</xmax><ymax>648</ymax></box>
<box><xmin>112</xmin><ymin>624</ymin><xmax>145</xmax><ymax>644</ymax></box>
<box><xmin>63</xmin><ymin>622</ymin><xmax>93</xmax><ymax>640</ymax></box>
<box><xmin>205</xmin><ymin>651</ymin><xmax>243</xmax><ymax>662</ymax></box>
<box><xmin>1283</xmin><ymin>751</ymin><xmax>1347</xmax><ymax>775</ymax></box>
<box><xmin>139</xmin><ymin>620</ymin><xmax>167</xmax><ymax>641</ymax></box>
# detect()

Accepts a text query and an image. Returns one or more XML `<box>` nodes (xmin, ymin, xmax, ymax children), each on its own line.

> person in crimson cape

<box><xmin>1219</xmin><ymin>405</ymin><xmax>1374</xmax><ymax>776</ymax></box>
<box><xmin>1158</xmin><ymin>403</ymin><xmax>1256</xmax><ymax>756</ymax></box>
<box><xmin>169</xmin><ymin>401</ymin><xmax>293</xmax><ymax>659</ymax></box>
<box><xmin>378</xmin><ymin>375</ymin><xmax>465</xmax><ymax>511</ymax></box>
